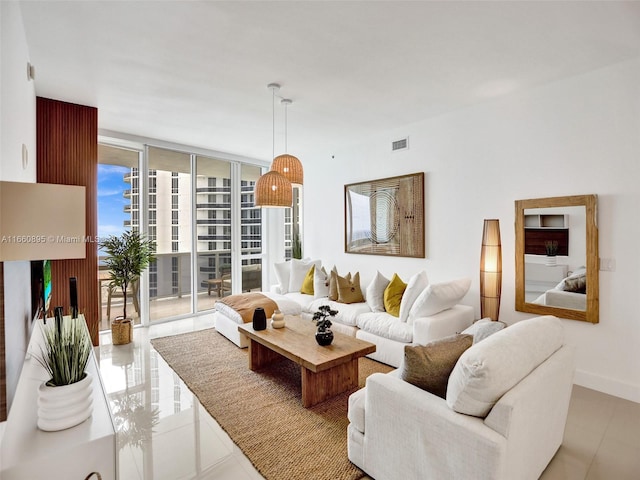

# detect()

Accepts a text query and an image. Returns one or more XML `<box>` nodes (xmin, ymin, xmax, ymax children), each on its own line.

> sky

<box><xmin>97</xmin><ymin>164</ymin><xmax>130</xmax><ymax>248</ymax></box>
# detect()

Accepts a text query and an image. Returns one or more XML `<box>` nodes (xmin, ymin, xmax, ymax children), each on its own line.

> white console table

<box><xmin>0</xmin><ymin>316</ymin><xmax>117</xmax><ymax>479</ymax></box>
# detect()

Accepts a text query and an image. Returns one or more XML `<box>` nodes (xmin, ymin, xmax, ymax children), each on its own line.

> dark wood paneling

<box><xmin>0</xmin><ymin>262</ymin><xmax>6</xmax><ymax>421</ymax></box>
<box><xmin>36</xmin><ymin>98</ymin><xmax>99</xmax><ymax>345</ymax></box>
<box><xmin>524</xmin><ymin>228</ymin><xmax>569</xmax><ymax>256</ymax></box>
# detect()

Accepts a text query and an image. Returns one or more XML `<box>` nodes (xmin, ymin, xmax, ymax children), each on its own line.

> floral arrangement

<box><xmin>312</xmin><ymin>305</ymin><xmax>338</xmax><ymax>332</ymax></box>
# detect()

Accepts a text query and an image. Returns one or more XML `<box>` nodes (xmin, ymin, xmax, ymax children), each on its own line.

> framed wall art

<box><xmin>344</xmin><ymin>172</ymin><xmax>425</xmax><ymax>258</ymax></box>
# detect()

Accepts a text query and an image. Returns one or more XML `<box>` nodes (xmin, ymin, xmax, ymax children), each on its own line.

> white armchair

<box><xmin>348</xmin><ymin>316</ymin><xmax>575</xmax><ymax>480</ymax></box>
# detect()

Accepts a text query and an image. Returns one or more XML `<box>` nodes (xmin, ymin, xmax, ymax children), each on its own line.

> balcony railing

<box><xmin>196</xmin><ymin>187</ymin><xmax>230</xmax><ymax>193</ymax></box>
<box><xmin>197</xmin><ymin>235</ymin><xmax>231</xmax><ymax>241</ymax></box>
<box><xmin>196</xmin><ymin>219</ymin><xmax>230</xmax><ymax>225</ymax></box>
<box><xmin>196</xmin><ymin>203</ymin><xmax>231</xmax><ymax>209</ymax></box>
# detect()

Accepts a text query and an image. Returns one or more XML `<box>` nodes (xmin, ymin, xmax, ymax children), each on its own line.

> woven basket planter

<box><xmin>111</xmin><ymin>317</ymin><xmax>133</xmax><ymax>345</ymax></box>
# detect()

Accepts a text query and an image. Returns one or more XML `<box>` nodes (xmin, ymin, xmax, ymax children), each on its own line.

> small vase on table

<box><xmin>271</xmin><ymin>309</ymin><xmax>285</xmax><ymax>328</ymax></box>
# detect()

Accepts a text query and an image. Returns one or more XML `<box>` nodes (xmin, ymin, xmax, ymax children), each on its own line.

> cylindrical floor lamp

<box><xmin>480</xmin><ymin>219</ymin><xmax>502</xmax><ymax>321</ymax></box>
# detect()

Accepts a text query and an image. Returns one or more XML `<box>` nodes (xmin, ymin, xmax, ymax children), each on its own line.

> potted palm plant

<box><xmin>100</xmin><ymin>230</ymin><xmax>155</xmax><ymax>344</ymax></box>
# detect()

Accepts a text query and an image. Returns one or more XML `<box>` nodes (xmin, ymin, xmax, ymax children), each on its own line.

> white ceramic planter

<box><xmin>37</xmin><ymin>372</ymin><xmax>93</xmax><ymax>431</ymax></box>
<box><xmin>545</xmin><ymin>256</ymin><xmax>557</xmax><ymax>266</ymax></box>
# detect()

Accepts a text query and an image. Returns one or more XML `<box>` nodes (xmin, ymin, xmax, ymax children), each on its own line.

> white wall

<box><xmin>1</xmin><ymin>1</ymin><xmax>37</xmax><ymax>414</ymax></box>
<box><xmin>303</xmin><ymin>58</ymin><xmax>640</xmax><ymax>402</ymax></box>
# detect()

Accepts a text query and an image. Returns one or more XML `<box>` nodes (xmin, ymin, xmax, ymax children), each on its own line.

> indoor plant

<box><xmin>34</xmin><ymin>315</ymin><xmax>93</xmax><ymax>431</ymax></box>
<box><xmin>312</xmin><ymin>305</ymin><xmax>338</xmax><ymax>346</ymax></box>
<box><xmin>100</xmin><ymin>230</ymin><xmax>155</xmax><ymax>343</ymax></box>
<box><xmin>292</xmin><ymin>229</ymin><xmax>303</xmax><ymax>260</ymax></box>
<box><xmin>545</xmin><ymin>240</ymin><xmax>559</xmax><ymax>266</ymax></box>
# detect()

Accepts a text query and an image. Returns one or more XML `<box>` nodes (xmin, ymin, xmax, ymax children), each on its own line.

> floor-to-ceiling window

<box><xmin>98</xmin><ymin>140</ymin><xmax>270</xmax><ymax>328</ymax></box>
<box><xmin>284</xmin><ymin>187</ymin><xmax>302</xmax><ymax>260</ymax></box>
<box><xmin>97</xmin><ymin>144</ymin><xmax>143</xmax><ymax>331</ymax></box>
<box><xmin>146</xmin><ymin>147</ymin><xmax>192</xmax><ymax>322</ymax></box>
<box><xmin>240</xmin><ymin>164</ymin><xmax>263</xmax><ymax>292</ymax></box>
<box><xmin>195</xmin><ymin>155</ymin><xmax>232</xmax><ymax>312</ymax></box>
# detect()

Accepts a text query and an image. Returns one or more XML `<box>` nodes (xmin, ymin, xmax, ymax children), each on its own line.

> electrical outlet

<box><xmin>600</xmin><ymin>258</ymin><xmax>616</xmax><ymax>271</ymax></box>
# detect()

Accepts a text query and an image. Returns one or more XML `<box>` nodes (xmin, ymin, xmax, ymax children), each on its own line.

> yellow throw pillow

<box><xmin>300</xmin><ymin>265</ymin><xmax>315</xmax><ymax>295</ymax></box>
<box><xmin>337</xmin><ymin>271</ymin><xmax>364</xmax><ymax>304</ymax></box>
<box><xmin>384</xmin><ymin>273</ymin><xmax>407</xmax><ymax>317</ymax></box>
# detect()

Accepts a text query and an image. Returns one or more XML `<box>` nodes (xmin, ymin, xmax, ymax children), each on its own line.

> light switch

<box><xmin>22</xmin><ymin>144</ymin><xmax>28</xmax><ymax>169</ymax></box>
<box><xmin>600</xmin><ymin>258</ymin><xmax>616</xmax><ymax>271</ymax></box>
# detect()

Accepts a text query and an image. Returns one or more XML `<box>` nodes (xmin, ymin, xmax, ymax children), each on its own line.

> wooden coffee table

<box><xmin>238</xmin><ymin>315</ymin><xmax>376</xmax><ymax>407</ymax></box>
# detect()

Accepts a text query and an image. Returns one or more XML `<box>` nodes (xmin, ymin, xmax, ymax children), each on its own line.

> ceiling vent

<box><xmin>392</xmin><ymin>137</ymin><xmax>409</xmax><ymax>152</ymax></box>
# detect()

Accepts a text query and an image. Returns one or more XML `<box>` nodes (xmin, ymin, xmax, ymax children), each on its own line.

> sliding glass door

<box><xmin>97</xmin><ymin>144</ymin><xmax>142</xmax><ymax>331</ymax></box>
<box><xmin>195</xmin><ymin>156</ymin><xmax>232</xmax><ymax>312</ymax></box>
<box><xmin>98</xmin><ymin>140</ymin><xmax>271</xmax><ymax>327</ymax></box>
<box><xmin>239</xmin><ymin>164</ymin><xmax>263</xmax><ymax>293</ymax></box>
<box><xmin>146</xmin><ymin>147</ymin><xmax>192</xmax><ymax>322</ymax></box>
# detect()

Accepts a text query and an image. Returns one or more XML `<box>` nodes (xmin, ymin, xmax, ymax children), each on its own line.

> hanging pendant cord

<box><xmin>272</xmin><ymin>87</ymin><xmax>275</xmax><ymax>161</ymax></box>
<box><xmin>284</xmin><ymin>101</ymin><xmax>288</xmax><ymax>153</ymax></box>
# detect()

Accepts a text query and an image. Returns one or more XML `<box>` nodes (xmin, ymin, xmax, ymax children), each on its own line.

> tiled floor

<box><xmin>97</xmin><ymin>317</ymin><xmax>640</xmax><ymax>480</ymax></box>
<box><xmin>98</xmin><ymin>315</ymin><xmax>262</xmax><ymax>480</ymax></box>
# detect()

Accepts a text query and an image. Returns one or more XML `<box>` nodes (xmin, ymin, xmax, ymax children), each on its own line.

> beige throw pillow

<box><xmin>328</xmin><ymin>267</ymin><xmax>341</xmax><ymax>301</ymax></box>
<box><xmin>337</xmin><ymin>271</ymin><xmax>364</xmax><ymax>304</ymax></box>
<box><xmin>401</xmin><ymin>334</ymin><xmax>473</xmax><ymax>399</ymax></box>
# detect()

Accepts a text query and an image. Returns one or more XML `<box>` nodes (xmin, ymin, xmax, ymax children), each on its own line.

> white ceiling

<box><xmin>19</xmin><ymin>1</ymin><xmax>640</xmax><ymax>161</ymax></box>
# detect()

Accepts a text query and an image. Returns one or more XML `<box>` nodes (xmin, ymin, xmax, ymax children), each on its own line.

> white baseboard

<box><xmin>574</xmin><ymin>369</ymin><xmax>640</xmax><ymax>403</ymax></box>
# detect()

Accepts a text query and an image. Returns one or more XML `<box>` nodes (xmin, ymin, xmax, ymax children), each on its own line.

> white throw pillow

<box><xmin>366</xmin><ymin>271</ymin><xmax>390</xmax><ymax>312</ymax></box>
<box><xmin>409</xmin><ymin>277</ymin><xmax>471</xmax><ymax>319</ymax></box>
<box><xmin>288</xmin><ymin>258</ymin><xmax>321</xmax><ymax>293</ymax></box>
<box><xmin>447</xmin><ymin>315</ymin><xmax>564</xmax><ymax>417</ymax></box>
<box><xmin>313</xmin><ymin>266</ymin><xmax>330</xmax><ymax>299</ymax></box>
<box><xmin>399</xmin><ymin>270</ymin><xmax>429</xmax><ymax>322</ymax></box>
<box><xmin>273</xmin><ymin>261</ymin><xmax>291</xmax><ymax>294</ymax></box>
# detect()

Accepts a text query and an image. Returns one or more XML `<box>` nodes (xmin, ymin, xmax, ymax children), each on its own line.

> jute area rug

<box><xmin>150</xmin><ymin>328</ymin><xmax>393</xmax><ymax>480</ymax></box>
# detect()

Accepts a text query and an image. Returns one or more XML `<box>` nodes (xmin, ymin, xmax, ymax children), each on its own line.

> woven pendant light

<box><xmin>272</xmin><ymin>98</ymin><xmax>303</xmax><ymax>185</ymax></box>
<box><xmin>254</xmin><ymin>83</ymin><xmax>293</xmax><ymax>207</ymax></box>
<box><xmin>254</xmin><ymin>170</ymin><xmax>292</xmax><ymax>207</ymax></box>
<box><xmin>272</xmin><ymin>154</ymin><xmax>303</xmax><ymax>185</ymax></box>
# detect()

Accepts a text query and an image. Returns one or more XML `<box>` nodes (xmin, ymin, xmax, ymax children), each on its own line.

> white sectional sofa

<box><xmin>214</xmin><ymin>259</ymin><xmax>475</xmax><ymax>367</ymax></box>
<box><xmin>532</xmin><ymin>266</ymin><xmax>587</xmax><ymax>310</ymax></box>
<box><xmin>347</xmin><ymin>315</ymin><xmax>575</xmax><ymax>480</ymax></box>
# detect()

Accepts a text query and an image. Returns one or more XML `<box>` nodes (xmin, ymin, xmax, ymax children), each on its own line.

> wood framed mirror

<box><xmin>515</xmin><ymin>194</ymin><xmax>599</xmax><ymax>323</ymax></box>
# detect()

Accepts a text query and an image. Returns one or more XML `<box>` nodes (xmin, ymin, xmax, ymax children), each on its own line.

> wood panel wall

<box><xmin>36</xmin><ymin>97</ymin><xmax>99</xmax><ymax>345</ymax></box>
